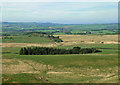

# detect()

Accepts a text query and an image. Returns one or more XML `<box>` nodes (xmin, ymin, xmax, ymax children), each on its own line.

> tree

<box><xmin>23</xmin><ymin>47</ymin><xmax>28</xmax><ymax>55</ymax></box>
<box><xmin>19</xmin><ymin>46</ymin><xmax>101</xmax><ymax>55</ymax></box>
<box><xmin>20</xmin><ymin>48</ymin><xmax>24</xmax><ymax>55</ymax></box>
<box><xmin>72</xmin><ymin>47</ymin><xmax>81</xmax><ymax>54</ymax></box>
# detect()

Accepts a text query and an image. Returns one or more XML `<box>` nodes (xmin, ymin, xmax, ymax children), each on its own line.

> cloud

<box><xmin>2</xmin><ymin>2</ymin><xmax>118</xmax><ymax>24</ymax></box>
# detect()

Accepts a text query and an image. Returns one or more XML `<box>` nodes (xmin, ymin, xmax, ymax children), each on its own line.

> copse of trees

<box><xmin>48</xmin><ymin>35</ymin><xmax>63</xmax><ymax>42</ymax></box>
<box><xmin>2</xmin><ymin>36</ymin><xmax>13</xmax><ymax>39</ymax></box>
<box><xmin>2</xmin><ymin>33</ymin><xmax>11</xmax><ymax>36</ymax></box>
<box><xmin>19</xmin><ymin>47</ymin><xmax>101</xmax><ymax>55</ymax></box>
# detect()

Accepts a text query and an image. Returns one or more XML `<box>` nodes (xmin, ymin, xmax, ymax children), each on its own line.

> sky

<box><xmin>2</xmin><ymin>2</ymin><xmax>118</xmax><ymax>24</ymax></box>
<box><xmin>1</xmin><ymin>0</ymin><xmax>119</xmax><ymax>2</ymax></box>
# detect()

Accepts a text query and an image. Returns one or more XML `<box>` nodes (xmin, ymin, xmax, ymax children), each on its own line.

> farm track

<box><xmin>3</xmin><ymin>59</ymin><xmax>40</xmax><ymax>74</ymax></box>
<box><xmin>2</xmin><ymin>58</ymin><xmax>51</xmax><ymax>83</ymax></box>
<box><xmin>2</xmin><ymin>59</ymin><xmax>53</xmax><ymax>74</ymax></box>
<box><xmin>2</xmin><ymin>57</ymin><xmax>118</xmax><ymax>83</ymax></box>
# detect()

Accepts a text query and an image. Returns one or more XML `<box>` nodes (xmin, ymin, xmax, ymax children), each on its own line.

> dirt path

<box><xmin>47</xmin><ymin>72</ymin><xmax>72</xmax><ymax>74</ymax></box>
<box><xmin>2</xmin><ymin>59</ymin><xmax>53</xmax><ymax>74</ymax></box>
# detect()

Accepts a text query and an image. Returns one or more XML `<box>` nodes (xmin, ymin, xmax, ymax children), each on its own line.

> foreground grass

<box><xmin>2</xmin><ymin>44</ymin><xmax>118</xmax><ymax>83</ymax></box>
<box><xmin>2</xmin><ymin>53</ymin><xmax>118</xmax><ymax>83</ymax></box>
<box><xmin>2</xmin><ymin>73</ymin><xmax>49</xmax><ymax>83</ymax></box>
<box><xmin>3</xmin><ymin>54</ymin><xmax>118</xmax><ymax>68</ymax></box>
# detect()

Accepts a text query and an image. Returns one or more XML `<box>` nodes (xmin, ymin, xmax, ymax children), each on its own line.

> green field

<box><xmin>1</xmin><ymin>22</ymin><xmax>118</xmax><ymax>83</ymax></box>
<box><xmin>2</xmin><ymin>43</ymin><xmax>118</xmax><ymax>83</ymax></box>
<box><xmin>2</xmin><ymin>35</ymin><xmax>54</xmax><ymax>43</ymax></box>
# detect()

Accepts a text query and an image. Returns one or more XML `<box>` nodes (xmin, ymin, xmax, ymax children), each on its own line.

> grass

<box><xmin>59</xmin><ymin>44</ymin><xmax>118</xmax><ymax>54</ymax></box>
<box><xmin>3</xmin><ymin>54</ymin><xmax>118</xmax><ymax>68</ymax></box>
<box><xmin>59</xmin><ymin>44</ymin><xmax>118</xmax><ymax>49</ymax></box>
<box><xmin>2</xmin><ymin>73</ymin><xmax>48</xmax><ymax>83</ymax></box>
<box><xmin>2</xmin><ymin>43</ymin><xmax>118</xmax><ymax>83</ymax></box>
<box><xmin>2</xmin><ymin>35</ymin><xmax>54</xmax><ymax>43</ymax></box>
<box><xmin>2</xmin><ymin>23</ymin><xmax>118</xmax><ymax>83</ymax></box>
<box><xmin>2</xmin><ymin>53</ymin><xmax>118</xmax><ymax>83</ymax></box>
<box><xmin>2</xmin><ymin>34</ymin><xmax>118</xmax><ymax>83</ymax></box>
<box><xmin>2</xmin><ymin>44</ymin><xmax>118</xmax><ymax>55</ymax></box>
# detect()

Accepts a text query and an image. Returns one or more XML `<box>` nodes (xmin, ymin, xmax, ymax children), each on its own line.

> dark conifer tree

<box><xmin>19</xmin><ymin>47</ymin><xmax>101</xmax><ymax>55</ymax></box>
<box><xmin>20</xmin><ymin>48</ymin><xmax>24</xmax><ymax>55</ymax></box>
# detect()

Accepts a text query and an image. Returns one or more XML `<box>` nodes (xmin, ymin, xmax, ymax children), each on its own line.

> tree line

<box><xmin>19</xmin><ymin>47</ymin><xmax>101</xmax><ymax>55</ymax></box>
<box><xmin>48</xmin><ymin>35</ymin><xmax>63</xmax><ymax>42</ymax></box>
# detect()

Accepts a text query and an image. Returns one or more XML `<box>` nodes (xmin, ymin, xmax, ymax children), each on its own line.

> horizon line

<box><xmin>2</xmin><ymin>21</ymin><xmax>118</xmax><ymax>25</ymax></box>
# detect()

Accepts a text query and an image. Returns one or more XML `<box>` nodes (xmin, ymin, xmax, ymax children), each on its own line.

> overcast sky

<box><xmin>2</xmin><ymin>2</ymin><xmax>118</xmax><ymax>24</ymax></box>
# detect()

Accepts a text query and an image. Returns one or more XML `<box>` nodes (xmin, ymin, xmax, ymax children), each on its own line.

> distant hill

<box><xmin>2</xmin><ymin>22</ymin><xmax>118</xmax><ymax>35</ymax></box>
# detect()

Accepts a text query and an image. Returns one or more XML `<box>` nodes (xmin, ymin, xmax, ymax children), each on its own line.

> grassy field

<box><xmin>2</xmin><ymin>34</ymin><xmax>118</xmax><ymax>83</ymax></box>
<box><xmin>2</xmin><ymin>35</ymin><xmax>54</xmax><ymax>43</ymax></box>
<box><xmin>2</xmin><ymin>54</ymin><xmax>118</xmax><ymax>83</ymax></box>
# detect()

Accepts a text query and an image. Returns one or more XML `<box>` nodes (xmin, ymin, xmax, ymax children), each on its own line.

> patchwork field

<box><xmin>2</xmin><ymin>34</ymin><xmax>118</xmax><ymax>83</ymax></box>
<box><xmin>2</xmin><ymin>35</ymin><xmax>118</xmax><ymax>48</ymax></box>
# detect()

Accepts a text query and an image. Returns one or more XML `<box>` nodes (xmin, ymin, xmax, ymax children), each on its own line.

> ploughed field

<box><xmin>2</xmin><ymin>35</ymin><xmax>118</xmax><ymax>83</ymax></box>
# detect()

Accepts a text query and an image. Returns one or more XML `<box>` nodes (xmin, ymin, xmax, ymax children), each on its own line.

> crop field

<box><xmin>56</xmin><ymin>35</ymin><xmax>118</xmax><ymax>44</ymax></box>
<box><xmin>2</xmin><ymin>34</ymin><xmax>118</xmax><ymax>83</ymax></box>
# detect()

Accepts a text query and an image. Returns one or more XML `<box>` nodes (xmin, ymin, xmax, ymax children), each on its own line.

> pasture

<box><xmin>2</xmin><ymin>35</ymin><xmax>54</xmax><ymax>43</ymax></box>
<box><xmin>2</xmin><ymin>52</ymin><xmax>118</xmax><ymax>83</ymax></box>
<box><xmin>2</xmin><ymin>34</ymin><xmax>118</xmax><ymax>83</ymax></box>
